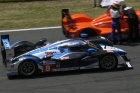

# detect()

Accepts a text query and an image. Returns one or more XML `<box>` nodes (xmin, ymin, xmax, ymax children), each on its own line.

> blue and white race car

<box><xmin>1</xmin><ymin>34</ymin><xmax>132</xmax><ymax>78</ymax></box>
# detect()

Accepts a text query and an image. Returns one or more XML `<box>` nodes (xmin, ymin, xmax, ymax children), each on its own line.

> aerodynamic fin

<box><xmin>62</xmin><ymin>9</ymin><xmax>72</xmax><ymax>20</ymax></box>
<box><xmin>1</xmin><ymin>35</ymin><xmax>14</xmax><ymax>63</ymax></box>
<box><xmin>62</xmin><ymin>9</ymin><xmax>71</xmax><ymax>36</ymax></box>
<box><xmin>1</xmin><ymin>35</ymin><xmax>10</xmax><ymax>49</ymax></box>
<box><xmin>62</xmin><ymin>9</ymin><xmax>76</xmax><ymax>37</ymax></box>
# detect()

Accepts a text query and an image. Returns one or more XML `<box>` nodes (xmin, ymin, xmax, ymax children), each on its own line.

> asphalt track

<box><xmin>0</xmin><ymin>29</ymin><xmax>140</xmax><ymax>93</ymax></box>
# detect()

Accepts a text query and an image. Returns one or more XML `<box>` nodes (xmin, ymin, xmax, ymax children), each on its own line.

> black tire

<box><xmin>18</xmin><ymin>61</ymin><xmax>37</xmax><ymax>76</ymax></box>
<box><xmin>99</xmin><ymin>54</ymin><xmax>118</xmax><ymax>70</ymax></box>
<box><xmin>80</xmin><ymin>28</ymin><xmax>97</xmax><ymax>37</ymax></box>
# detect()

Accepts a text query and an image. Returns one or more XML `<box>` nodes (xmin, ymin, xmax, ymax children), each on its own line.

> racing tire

<box><xmin>99</xmin><ymin>54</ymin><xmax>118</xmax><ymax>70</ymax></box>
<box><xmin>80</xmin><ymin>28</ymin><xmax>98</xmax><ymax>37</ymax></box>
<box><xmin>18</xmin><ymin>61</ymin><xmax>38</xmax><ymax>76</ymax></box>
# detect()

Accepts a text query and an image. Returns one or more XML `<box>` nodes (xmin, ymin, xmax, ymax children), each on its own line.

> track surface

<box><xmin>0</xmin><ymin>30</ymin><xmax>140</xmax><ymax>93</ymax></box>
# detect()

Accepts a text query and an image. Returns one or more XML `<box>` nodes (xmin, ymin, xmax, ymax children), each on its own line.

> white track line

<box><xmin>0</xmin><ymin>26</ymin><xmax>61</xmax><ymax>32</ymax></box>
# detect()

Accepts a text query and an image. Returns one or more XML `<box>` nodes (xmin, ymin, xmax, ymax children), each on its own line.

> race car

<box><xmin>62</xmin><ymin>9</ymin><xmax>140</xmax><ymax>38</ymax></box>
<box><xmin>1</xmin><ymin>34</ymin><xmax>132</xmax><ymax>78</ymax></box>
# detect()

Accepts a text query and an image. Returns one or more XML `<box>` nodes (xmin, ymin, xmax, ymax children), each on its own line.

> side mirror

<box><xmin>87</xmin><ymin>48</ymin><xmax>95</xmax><ymax>55</ymax></box>
<box><xmin>42</xmin><ymin>55</ymin><xmax>51</xmax><ymax>60</ymax></box>
<box><xmin>35</xmin><ymin>38</ymin><xmax>47</xmax><ymax>47</ymax></box>
<box><xmin>80</xmin><ymin>33</ymin><xmax>88</xmax><ymax>38</ymax></box>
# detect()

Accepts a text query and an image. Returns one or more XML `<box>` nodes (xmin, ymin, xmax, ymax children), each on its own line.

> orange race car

<box><xmin>62</xmin><ymin>9</ymin><xmax>140</xmax><ymax>39</ymax></box>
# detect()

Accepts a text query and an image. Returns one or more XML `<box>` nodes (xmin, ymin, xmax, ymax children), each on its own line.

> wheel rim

<box><xmin>100</xmin><ymin>55</ymin><xmax>117</xmax><ymax>70</ymax></box>
<box><xmin>19</xmin><ymin>61</ymin><xmax>36</xmax><ymax>76</ymax></box>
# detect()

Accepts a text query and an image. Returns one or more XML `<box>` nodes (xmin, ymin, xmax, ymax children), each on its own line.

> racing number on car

<box><xmin>45</xmin><ymin>65</ymin><xmax>50</xmax><ymax>71</ymax></box>
<box><xmin>43</xmin><ymin>65</ymin><xmax>52</xmax><ymax>72</ymax></box>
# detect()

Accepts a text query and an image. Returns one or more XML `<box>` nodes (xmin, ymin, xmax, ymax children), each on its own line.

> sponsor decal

<box><xmin>126</xmin><ymin>62</ymin><xmax>132</xmax><ymax>68</ymax></box>
<box><xmin>56</xmin><ymin>62</ymin><xmax>60</xmax><ymax>68</ymax></box>
<box><xmin>56</xmin><ymin>64</ymin><xmax>60</xmax><ymax>68</ymax></box>
<box><xmin>61</xmin><ymin>56</ymin><xmax>70</xmax><ymax>60</ymax></box>
<box><xmin>106</xmin><ymin>50</ymin><xmax>113</xmax><ymax>52</ymax></box>
<box><xmin>45</xmin><ymin>51</ymin><xmax>56</xmax><ymax>55</ymax></box>
<box><xmin>102</xmin><ymin>46</ymin><xmax>124</xmax><ymax>52</ymax></box>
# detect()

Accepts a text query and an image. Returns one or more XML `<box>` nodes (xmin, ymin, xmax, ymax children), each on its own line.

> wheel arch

<box><xmin>80</xmin><ymin>28</ymin><xmax>99</xmax><ymax>37</ymax></box>
<box><xmin>18</xmin><ymin>59</ymin><xmax>39</xmax><ymax>76</ymax></box>
<box><xmin>100</xmin><ymin>53</ymin><xmax>118</xmax><ymax>62</ymax></box>
<box><xmin>18</xmin><ymin>55</ymin><xmax>43</xmax><ymax>66</ymax></box>
<box><xmin>17</xmin><ymin>55</ymin><xmax>43</xmax><ymax>73</ymax></box>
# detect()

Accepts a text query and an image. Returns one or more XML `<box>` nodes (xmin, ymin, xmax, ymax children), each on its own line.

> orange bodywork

<box><xmin>62</xmin><ymin>10</ymin><xmax>140</xmax><ymax>38</ymax></box>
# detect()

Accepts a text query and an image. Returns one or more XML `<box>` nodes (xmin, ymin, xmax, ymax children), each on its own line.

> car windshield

<box><xmin>88</xmin><ymin>41</ymin><xmax>99</xmax><ymax>49</ymax></box>
<box><xmin>44</xmin><ymin>38</ymin><xmax>99</xmax><ymax>51</ymax></box>
<box><xmin>46</xmin><ymin>39</ymin><xmax>86</xmax><ymax>48</ymax></box>
<box><xmin>80</xmin><ymin>39</ymin><xmax>99</xmax><ymax>50</ymax></box>
<box><xmin>45</xmin><ymin>39</ymin><xmax>70</xmax><ymax>49</ymax></box>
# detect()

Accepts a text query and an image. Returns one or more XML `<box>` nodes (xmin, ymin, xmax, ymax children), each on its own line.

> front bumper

<box><xmin>7</xmin><ymin>71</ymin><xmax>18</xmax><ymax>76</ymax></box>
<box><xmin>117</xmin><ymin>62</ymin><xmax>133</xmax><ymax>69</ymax></box>
<box><xmin>6</xmin><ymin>62</ymin><xmax>19</xmax><ymax>76</ymax></box>
<box><xmin>118</xmin><ymin>55</ymin><xmax>133</xmax><ymax>69</ymax></box>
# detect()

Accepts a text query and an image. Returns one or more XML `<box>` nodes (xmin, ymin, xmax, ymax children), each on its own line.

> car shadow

<box><xmin>8</xmin><ymin>67</ymin><xmax>133</xmax><ymax>80</ymax></box>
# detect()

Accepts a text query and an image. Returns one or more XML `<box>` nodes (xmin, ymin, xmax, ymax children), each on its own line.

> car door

<box><xmin>79</xmin><ymin>46</ymin><xmax>99</xmax><ymax>69</ymax></box>
<box><xmin>55</xmin><ymin>46</ymin><xmax>86</xmax><ymax>69</ymax></box>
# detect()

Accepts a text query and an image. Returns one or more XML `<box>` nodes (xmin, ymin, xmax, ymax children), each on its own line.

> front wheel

<box><xmin>18</xmin><ymin>61</ymin><xmax>37</xmax><ymax>76</ymax></box>
<box><xmin>99</xmin><ymin>54</ymin><xmax>118</xmax><ymax>70</ymax></box>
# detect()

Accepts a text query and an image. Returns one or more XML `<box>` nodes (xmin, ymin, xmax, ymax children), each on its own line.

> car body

<box><xmin>62</xmin><ymin>9</ymin><xmax>140</xmax><ymax>38</ymax></box>
<box><xmin>1</xmin><ymin>35</ymin><xmax>132</xmax><ymax>78</ymax></box>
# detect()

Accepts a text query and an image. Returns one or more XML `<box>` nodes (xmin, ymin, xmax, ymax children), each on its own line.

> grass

<box><xmin>0</xmin><ymin>0</ymin><xmax>140</xmax><ymax>30</ymax></box>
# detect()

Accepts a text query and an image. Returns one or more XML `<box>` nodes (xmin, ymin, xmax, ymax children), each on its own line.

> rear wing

<box><xmin>62</xmin><ymin>9</ymin><xmax>76</xmax><ymax>37</ymax></box>
<box><xmin>1</xmin><ymin>35</ymin><xmax>10</xmax><ymax>50</ymax></box>
<box><xmin>62</xmin><ymin>9</ymin><xmax>72</xmax><ymax>20</ymax></box>
<box><xmin>1</xmin><ymin>35</ymin><xmax>14</xmax><ymax>63</ymax></box>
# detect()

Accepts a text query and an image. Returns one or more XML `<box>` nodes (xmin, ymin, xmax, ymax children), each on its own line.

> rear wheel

<box><xmin>18</xmin><ymin>61</ymin><xmax>37</xmax><ymax>76</ymax></box>
<box><xmin>80</xmin><ymin>28</ymin><xmax>97</xmax><ymax>37</ymax></box>
<box><xmin>99</xmin><ymin>54</ymin><xmax>118</xmax><ymax>70</ymax></box>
